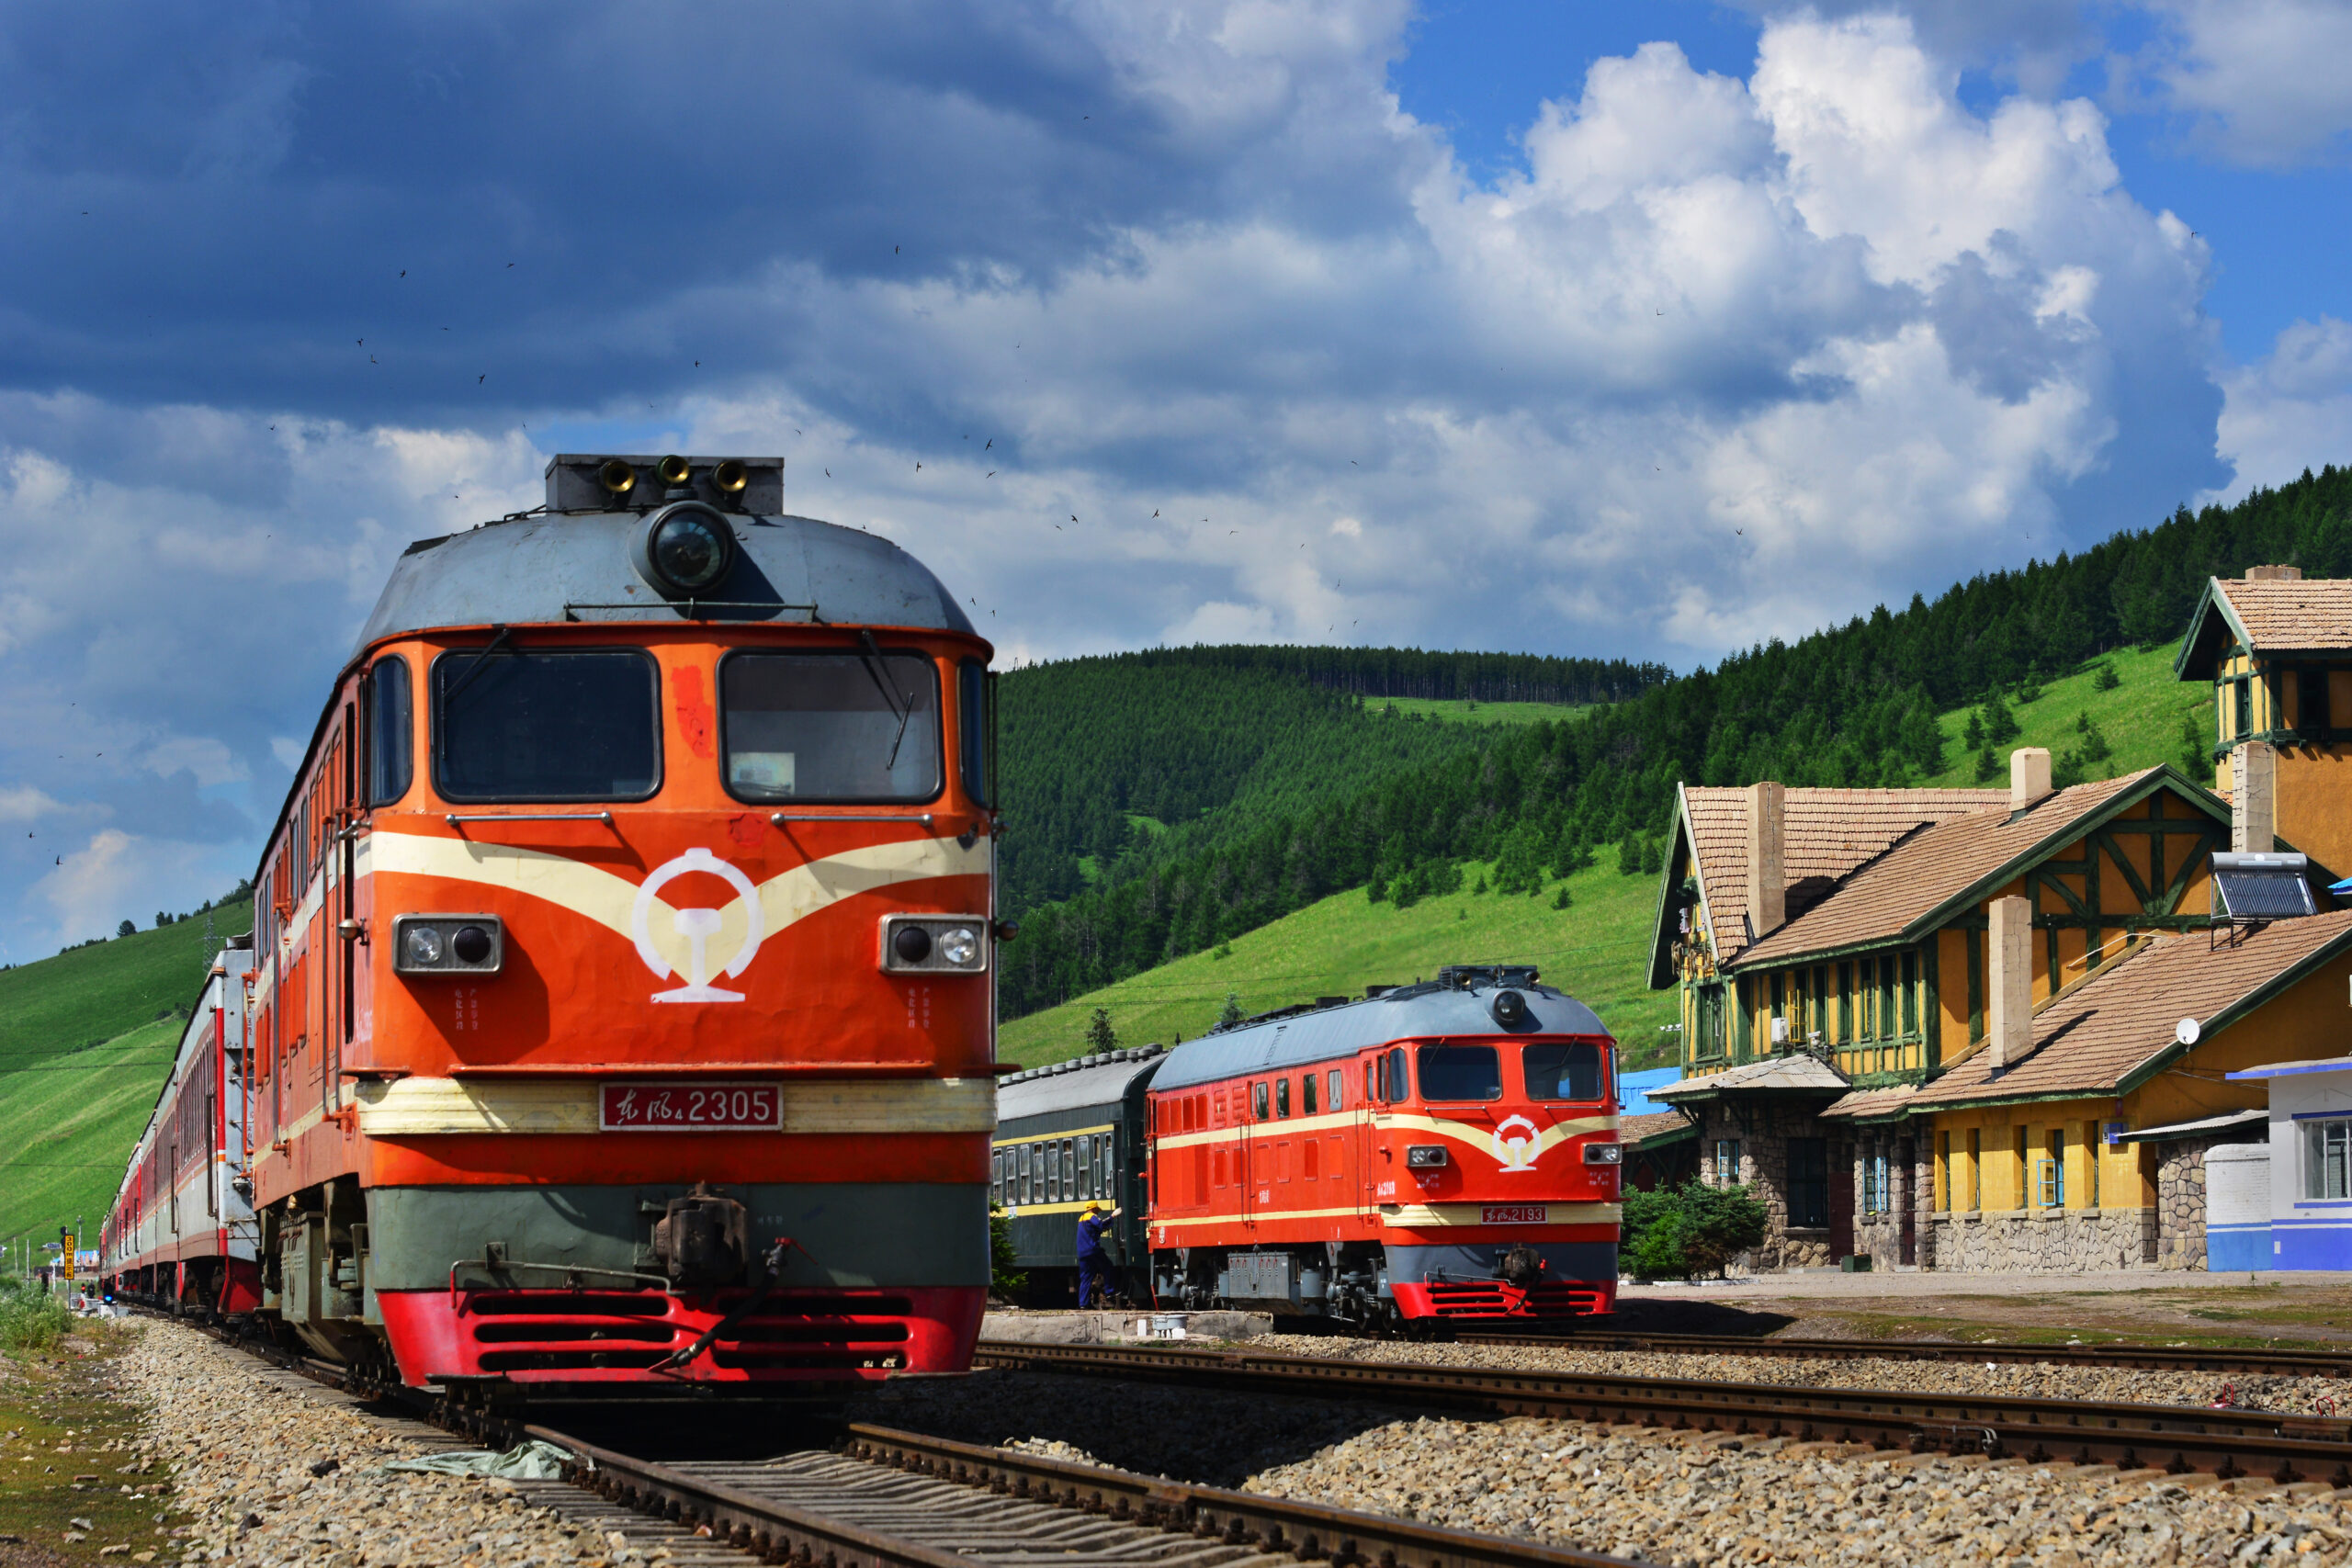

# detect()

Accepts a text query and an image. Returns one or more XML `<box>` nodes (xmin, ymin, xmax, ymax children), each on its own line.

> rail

<box><xmin>1458</xmin><ymin>1327</ymin><xmax>2352</xmax><ymax>1380</ymax></box>
<box><xmin>971</xmin><ymin>1339</ymin><xmax>2352</xmax><ymax>1484</ymax></box>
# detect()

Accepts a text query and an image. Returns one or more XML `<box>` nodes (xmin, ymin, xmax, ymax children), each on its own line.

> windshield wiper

<box><xmin>856</xmin><ymin>629</ymin><xmax>917</xmax><ymax>771</ymax></box>
<box><xmin>437</xmin><ymin>624</ymin><xmax>516</xmax><ymax>710</ymax></box>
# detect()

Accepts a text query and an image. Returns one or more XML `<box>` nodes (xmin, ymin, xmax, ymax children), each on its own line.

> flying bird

<box><xmin>984</xmin><ymin>439</ymin><xmax>992</xmax><ymax>450</ymax></box>
<box><xmin>1071</xmin><ymin>514</ymin><xmax>1078</xmax><ymax>523</ymax></box>
<box><xmin>478</xmin><ymin>374</ymin><xmax>485</xmax><ymax>383</ymax></box>
<box><xmin>987</xmin><ymin>471</ymin><xmax>995</xmax><ymax>478</ymax></box>
<box><xmin>1152</xmin><ymin>510</ymin><xmax>1159</xmax><ymax>517</ymax></box>
<box><xmin>915</xmin><ymin>462</ymin><xmax>922</xmax><ymax>470</ymax></box>
<box><xmin>400</xmin><ymin>270</ymin><xmax>406</xmax><ymax>277</ymax></box>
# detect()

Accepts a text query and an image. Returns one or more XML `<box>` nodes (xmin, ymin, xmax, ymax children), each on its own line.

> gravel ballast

<box><xmin>105</xmin><ymin>1321</ymin><xmax>635</xmax><ymax>1567</ymax></box>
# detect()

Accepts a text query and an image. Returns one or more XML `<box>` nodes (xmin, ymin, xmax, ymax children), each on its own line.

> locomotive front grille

<box><xmin>1422</xmin><ymin>1280</ymin><xmax>1611</xmax><ymax>1319</ymax></box>
<box><xmin>458</xmin><ymin>1290</ymin><xmax>917</xmax><ymax>1372</ymax></box>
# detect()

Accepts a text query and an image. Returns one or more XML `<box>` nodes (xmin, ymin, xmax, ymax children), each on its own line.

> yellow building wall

<box><xmin>1922</xmin><ymin>945</ymin><xmax>2352</xmax><ymax>1211</ymax></box>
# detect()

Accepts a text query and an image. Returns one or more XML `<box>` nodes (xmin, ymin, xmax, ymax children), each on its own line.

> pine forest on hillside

<box><xmin>996</xmin><ymin>464</ymin><xmax>2352</xmax><ymax>1022</ymax></box>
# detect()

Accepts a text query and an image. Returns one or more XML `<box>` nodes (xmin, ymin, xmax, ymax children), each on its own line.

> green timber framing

<box><xmin>1661</xmin><ymin>765</ymin><xmax>2334</xmax><ymax>1100</ymax></box>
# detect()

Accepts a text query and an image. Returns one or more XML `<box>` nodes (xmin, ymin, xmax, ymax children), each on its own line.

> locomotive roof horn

<box><xmin>656</xmin><ymin>454</ymin><xmax>693</xmax><ymax>487</ymax></box>
<box><xmin>597</xmin><ymin>458</ymin><xmax>637</xmax><ymax>496</ymax></box>
<box><xmin>712</xmin><ymin>457</ymin><xmax>750</xmax><ymax>495</ymax></box>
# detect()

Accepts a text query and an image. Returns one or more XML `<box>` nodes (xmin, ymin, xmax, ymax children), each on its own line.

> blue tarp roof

<box><xmin>1151</xmin><ymin>984</ymin><xmax>1611</xmax><ymax>1093</ymax></box>
<box><xmin>1618</xmin><ymin>1066</ymin><xmax>1682</xmax><ymax>1114</ymax></box>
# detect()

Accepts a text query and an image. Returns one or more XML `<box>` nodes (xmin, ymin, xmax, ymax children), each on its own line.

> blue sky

<box><xmin>3</xmin><ymin>0</ymin><xmax>2351</xmax><ymax>953</ymax></box>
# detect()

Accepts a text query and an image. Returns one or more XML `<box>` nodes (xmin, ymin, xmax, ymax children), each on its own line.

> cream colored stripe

<box><xmin>1157</xmin><ymin>1110</ymin><xmax>1357</xmax><ymax>1149</ymax></box>
<box><xmin>993</xmin><ymin>1122</ymin><xmax>1114</xmax><ymax>1147</ymax></box>
<box><xmin>366</xmin><ymin>829</ymin><xmax>987</xmax><ymax>977</ymax></box>
<box><xmin>1156</xmin><ymin>1111</ymin><xmax>1616</xmax><ymax>1154</ymax></box>
<box><xmin>1382</xmin><ymin>1201</ymin><xmax>1621</xmax><ymax>1227</ymax></box>
<box><xmin>354</xmin><ymin>1075</ymin><xmax>997</xmax><ymax>1136</ymax></box>
<box><xmin>1159</xmin><ymin>1204</ymin><xmax>1368</xmax><ymax>1225</ymax></box>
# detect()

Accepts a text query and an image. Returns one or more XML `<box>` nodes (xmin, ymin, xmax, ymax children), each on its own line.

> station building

<box><xmin>1646</xmin><ymin>567</ymin><xmax>2352</xmax><ymax>1272</ymax></box>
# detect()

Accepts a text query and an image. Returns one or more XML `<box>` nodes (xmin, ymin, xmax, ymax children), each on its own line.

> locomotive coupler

<box><xmin>650</xmin><ymin>1182</ymin><xmax>752</xmax><ymax>1289</ymax></box>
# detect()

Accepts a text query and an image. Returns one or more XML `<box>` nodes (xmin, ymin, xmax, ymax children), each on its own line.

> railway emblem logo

<box><xmin>632</xmin><ymin>848</ymin><xmax>764</xmax><ymax>1002</ymax></box>
<box><xmin>1494</xmin><ymin>1115</ymin><xmax>1542</xmax><ymax>1173</ymax></box>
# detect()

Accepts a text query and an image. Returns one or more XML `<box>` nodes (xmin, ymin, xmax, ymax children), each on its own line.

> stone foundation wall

<box><xmin>1928</xmin><ymin>1207</ymin><xmax>2158</xmax><ymax>1271</ymax></box>
<box><xmin>2155</xmin><ymin>1137</ymin><xmax>2222</xmax><ymax>1271</ymax></box>
<box><xmin>1685</xmin><ymin>1100</ymin><xmax>1838</xmax><ymax>1270</ymax></box>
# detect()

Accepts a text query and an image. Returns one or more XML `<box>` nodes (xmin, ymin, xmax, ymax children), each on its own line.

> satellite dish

<box><xmin>2177</xmin><ymin>1017</ymin><xmax>2201</xmax><ymax>1045</ymax></box>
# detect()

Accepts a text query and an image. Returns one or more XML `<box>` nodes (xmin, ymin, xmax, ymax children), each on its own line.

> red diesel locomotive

<box><xmin>1144</xmin><ymin>966</ymin><xmax>1622</xmax><ymax>1325</ymax></box>
<box><xmin>106</xmin><ymin>454</ymin><xmax>1001</xmax><ymax>1400</ymax></box>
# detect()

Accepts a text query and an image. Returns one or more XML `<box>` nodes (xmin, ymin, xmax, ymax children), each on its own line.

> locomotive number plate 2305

<box><xmin>1480</xmin><ymin>1204</ymin><xmax>1548</xmax><ymax>1224</ymax></box>
<box><xmin>600</xmin><ymin>1083</ymin><xmax>783</xmax><ymax>1132</ymax></box>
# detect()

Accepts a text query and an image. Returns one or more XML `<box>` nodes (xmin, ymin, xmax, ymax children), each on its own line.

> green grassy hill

<box><xmin>0</xmin><ymin>909</ymin><xmax>249</xmax><ymax>1262</ymax></box>
<box><xmin>997</xmin><ymin>647</ymin><xmax>2210</xmax><ymax>1073</ymax></box>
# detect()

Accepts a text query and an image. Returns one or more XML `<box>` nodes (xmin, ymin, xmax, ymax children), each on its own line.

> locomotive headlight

<box><xmin>392</xmin><ymin>914</ymin><xmax>504</xmax><ymax>976</ymax></box>
<box><xmin>1406</xmin><ymin>1145</ymin><xmax>1448</xmax><ymax>1168</ymax></box>
<box><xmin>1583</xmin><ymin>1143</ymin><xmax>1623</xmax><ymax>1165</ymax></box>
<box><xmin>402</xmin><ymin>923</ymin><xmax>445</xmax><ymax>968</ymax></box>
<box><xmin>880</xmin><ymin>914</ymin><xmax>989</xmax><ymax>974</ymax></box>
<box><xmin>633</xmin><ymin>502</ymin><xmax>736</xmax><ymax>596</ymax></box>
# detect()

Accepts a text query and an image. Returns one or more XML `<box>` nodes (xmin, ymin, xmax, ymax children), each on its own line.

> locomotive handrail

<box><xmin>444</xmin><ymin>812</ymin><xmax>615</xmax><ymax>825</ymax></box>
<box><xmin>771</xmin><ymin>812</ymin><xmax>936</xmax><ymax>826</ymax></box>
<box><xmin>561</xmin><ymin>599</ymin><xmax>822</xmax><ymax>620</ymax></box>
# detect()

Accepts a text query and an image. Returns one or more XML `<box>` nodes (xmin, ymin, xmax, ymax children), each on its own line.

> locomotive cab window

<box><xmin>1416</xmin><ymin>1043</ymin><xmax>1501</xmax><ymax>1101</ymax></box>
<box><xmin>1523</xmin><ymin>1042</ymin><xmax>1606</xmax><ymax>1102</ymax></box>
<box><xmin>721</xmin><ymin>650</ymin><xmax>942</xmax><ymax>802</ymax></box>
<box><xmin>434</xmin><ymin>648</ymin><xmax>660</xmax><ymax>801</ymax></box>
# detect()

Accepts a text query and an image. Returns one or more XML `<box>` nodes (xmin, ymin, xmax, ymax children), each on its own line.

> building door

<box><xmin>1897</xmin><ymin>1142</ymin><xmax>1917</xmax><ymax>1265</ymax></box>
<box><xmin>1787</xmin><ymin>1138</ymin><xmax>1828</xmax><ymax>1228</ymax></box>
<box><xmin>1828</xmin><ymin>1144</ymin><xmax>1854</xmax><ymax>1259</ymax></box>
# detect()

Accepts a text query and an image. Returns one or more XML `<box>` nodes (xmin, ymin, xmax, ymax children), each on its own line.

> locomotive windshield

<box><xmin>433</xmin><ymin>649</ymin><xmax>660</xmax><ymax>801</ymax></box>
<box><xmin>720</xmin><ymin>651</ymin><xmax>941</xmax><ymax>802</ymax></box>
<box><xmin>1523</xmin><ymin>1041</ymin><xmax>1606</xmax><ymax>1102</ymax></box>
<box><xmin>1416</xmin><ymin>1043</ymin><xmax>1502</xmax><ymax>1101</ymax></box>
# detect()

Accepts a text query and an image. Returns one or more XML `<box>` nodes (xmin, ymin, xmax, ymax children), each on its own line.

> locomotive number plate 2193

<box><xmin>1480</xmin><ymin>1204</ymin><xmax>1548</xmax><ymax>1224</ymax></box>
<box><xmin>600</xmin><ymin>1083</ymin><xmax>783</xmax><ymax>1132</ymax></box>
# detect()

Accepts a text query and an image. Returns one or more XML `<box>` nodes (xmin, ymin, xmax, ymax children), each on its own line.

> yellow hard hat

<box><xmin>1085</xmin><ymin>1201</ymin><xmax>1103</xmax><ymax>1213</ymax></box>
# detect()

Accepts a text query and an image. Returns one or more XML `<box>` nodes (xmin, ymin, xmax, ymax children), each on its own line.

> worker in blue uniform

<box><xmin>1075</xmin><ymin>1201</ymin><xmax>1121</xmax><ymax>1308</ymax></box>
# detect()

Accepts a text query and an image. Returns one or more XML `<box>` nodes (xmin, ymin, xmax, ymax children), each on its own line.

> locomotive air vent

<box><xmin>545</xmin><ymin>454</ymin><xmax>784</xmax><ymax>514</ymax></box>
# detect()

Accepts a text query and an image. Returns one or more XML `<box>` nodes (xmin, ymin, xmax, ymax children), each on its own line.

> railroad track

<box><xmin>140</xmin><ymin>1309</ymin><xmax>1641</xmax><ymax>1568</ymax></box>
<box><xmin>1459</xmin><ymin>1327</ymin><xmax>2352</xmax><ymax>1380</ymax></box>
<box><xmin>971</xmin><ymin>1339</ymin><xmax>2352</xmax><ymax>1485</ymax></box>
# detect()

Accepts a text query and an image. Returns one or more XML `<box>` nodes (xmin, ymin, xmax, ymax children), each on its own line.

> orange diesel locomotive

<box><xmin>1144</xmin><ymin>967</ymin><xmax>1622</xmax><ymax>1325</ymax></box>
<box><xmin>130</xmin><ymin>454</ymin><xmax>1001</xmax><ymax>1399</ymax></box>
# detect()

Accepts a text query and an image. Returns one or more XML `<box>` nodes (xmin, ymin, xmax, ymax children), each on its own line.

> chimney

<box><xmin>1746</xmin><ymin>780</ymin><xmax>1785</xmax><ymax>938</ymax></box>
<box><xmin>2009</xmin><ymin>747</ymin><xmax>2052</xmax><ymax>814</ymax></box>
<box><xmin>2244</xmin><ymin>565</ymin><xmax>2303</xmax><ymax>581</ymax></box>
<box><xmin>2233</xmin><ymin>739</ymin><xmax>2276</xmax><ymax>853</ymax></box>
<box><xmin>1987</xmin><ymin>894</ymin><xmax>2033</xmax><ymax>1069</ymax></box>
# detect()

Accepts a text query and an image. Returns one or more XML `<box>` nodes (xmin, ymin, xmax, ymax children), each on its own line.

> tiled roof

<box><xmin>1653</xmin><ymin>1054</ymin><xmax>1849</xmax><ymax>1098</ymax></box>
<box><xmin>1733</xmin><ymin>770</ymin><xmax>2177</xmax><ymax>968</ymax></box>
<box><xmin>2216</xmin><ymin>578</ymin><xmax>2352</xmax><ymax>651</ymax></box>
<box><xmin>1622</xmin><ymin>1110</ymin><xmax>1695</xmax><ymax>1147</ymax></box>
<box><xmin>1821</xmin><ymin>1083</ymin><xmax>1921</xmax><ymax>1122</ymax></box>
<box><xmin>1913</xmin><ymin>908</ymin><xmax>2352</xmax><ymax>1107</ymax></box>
<box><xmin>1684</xmin><ymin>785</ymin><xmax>2007</xmax><ymax>965</ymax></box>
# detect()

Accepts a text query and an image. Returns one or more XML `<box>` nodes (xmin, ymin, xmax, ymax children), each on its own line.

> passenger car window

<box><xmin>721</xmin><ymin>651</ymin><xmax>941</xmax><ymax>802</ymax></box>
<box><xmin>1524</xmin><ymin>1042</ymin><xmax>1606</xmax><ymax>1102</ymax></box>
<box><xmin>434</xmin><ymin>649</ymin><xmax>659</xmax><ymax>802</ymax></box>
<box><xmin>1416</xmin><ymin>1043</ymin><xmax>1501</xmax><ymax>1101</ymax></box>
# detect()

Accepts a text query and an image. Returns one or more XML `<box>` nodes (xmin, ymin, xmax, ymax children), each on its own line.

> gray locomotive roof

<box><xmin>1150</xmin><ymin>984</ymin><xmax>1610</xmax><ymax>1093</ymax></box>
<box><xmin>355</xmin><ymin>511</ymin><xmax>976</xmax><ymax>655</ymax></box>
<box><xmin>996</xmin><ymin>1046</ymin><xmax>1168</xmax><ymax>1123</ymax></box>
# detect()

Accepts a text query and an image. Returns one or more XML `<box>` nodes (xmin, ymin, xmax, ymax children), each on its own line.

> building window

<box><xmin>2082</xmin><ymin>1121</ymin><xmax>2100</xmax><ymax>1208</ymax></box>
<box><xmin>1902</xmin><ymin>951</ymin><xmax>1919</xmax><ymax>1035</ymax></box>
<box><xmin>1713</xmin><ymin>1139</ymin><xmax>1742</xmax><ymax>1186</ymax></box>
<box><xmin>1857</xmin><ymin>958</ymin><xmax>1875</xmax><ymax>1040</ymax></box>
<box><xmin>1788</xmin><ymin>1138</ymin><xmax>1828</xmax><ymax>1227</ymax></box>
<box><xmin>2305</xmin><ymin>1120</ymin><xmax>2352</xmax><ymax>1200</ymax></box>
<box><xmin>2234</xmin><ymin>675</ymin><xmax>2253</xmax><ymax>739</ymax></box>
<box><xmin>1936</xmin><ymin>1132</ymin><xmax>1951</xmax><ymax>1211</ymax></box>
<box><xmin>1837</xmin><ymin>962</ymin><xmax>1853</xmax><ymax>1042</ymax></box>
<box><xmin>2301</xmin><ymin>668</ymin><xmax>2331</xmax><ymax>736</ymax></box>
<box><xmin>2039</xmin><ymin>1130</ymin><xmax>2065</xmax><ymax>1207</ymax></box>
<box><xmin>1863</xmin><ymin>1152</ymin><xmax>1889</xmax><ymax>1215</ymax></box>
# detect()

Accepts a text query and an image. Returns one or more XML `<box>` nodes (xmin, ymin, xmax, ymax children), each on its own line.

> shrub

<box><xmin>988</xmin><ymin>1207</ymin><xmax>1027</xmax><ymax>1299</ymax></box>
<box><xmin>1084</xmin><ymin>1007</ymin><xmax>1117</xmax><ymax>1054</ymax></box>
<box><xmin>1620</xmin><ymin>1181</ymin><xmax>1770</xmax><ymax>1280</ymax></box>
<box><xmin>0</xmin><ymin>1280</ymin><xmax>73</xmax><ymax>1353</ymax></box>
<box><xmin>2093</xmin><ymin>662</ymin><xmax>2121</xmax><ymax>691</ymax></box>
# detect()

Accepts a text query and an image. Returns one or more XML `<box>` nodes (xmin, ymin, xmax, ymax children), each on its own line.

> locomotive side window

<box><xmin>958</xmin><ymin>659</ymin><xmax>990</xmax><ymax>807</ymax></box>
<box><xmin>434</xmin><ymin>648</ymin><xmax>660</xmax><ymax>801</ymax></box>
<box><xmin>1274</xmin><ymin>1078</ymin><xmax>1291</xmax><ymax>1118</ymax></box>
<box><xmin>367</xmin><ymin>657</ymin><xmax>413</xmax><ymax>804</ymax></box>
<box><xmin>1523</xmin><ymin>1042</ymin><xmax>1606</xmax><ymax>1102</ymax></box>
<box><xmin>1385</xmin><ymin>1046</ymin><xmax>1410</xmax><ymax>1103</ymax></box>
<box><xmin>1329</xmin><ymin>1069</ymin><xmax>1343</xmax><ymax>1110</ymax></box>
<box><xmin>1251</xmin><ymin>1082</ymin><xmax>1270</xmax><ymax>1120</ymax></box>
<box><xmin>1301</xmin><ymin>1072</ymin><xmax>1317</xmax><ymax>1115</ymax></box>
<box><xmin>719</xmin><ymin>651</ymin><xmax>942</xmax><ymax>803</ymax></box>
